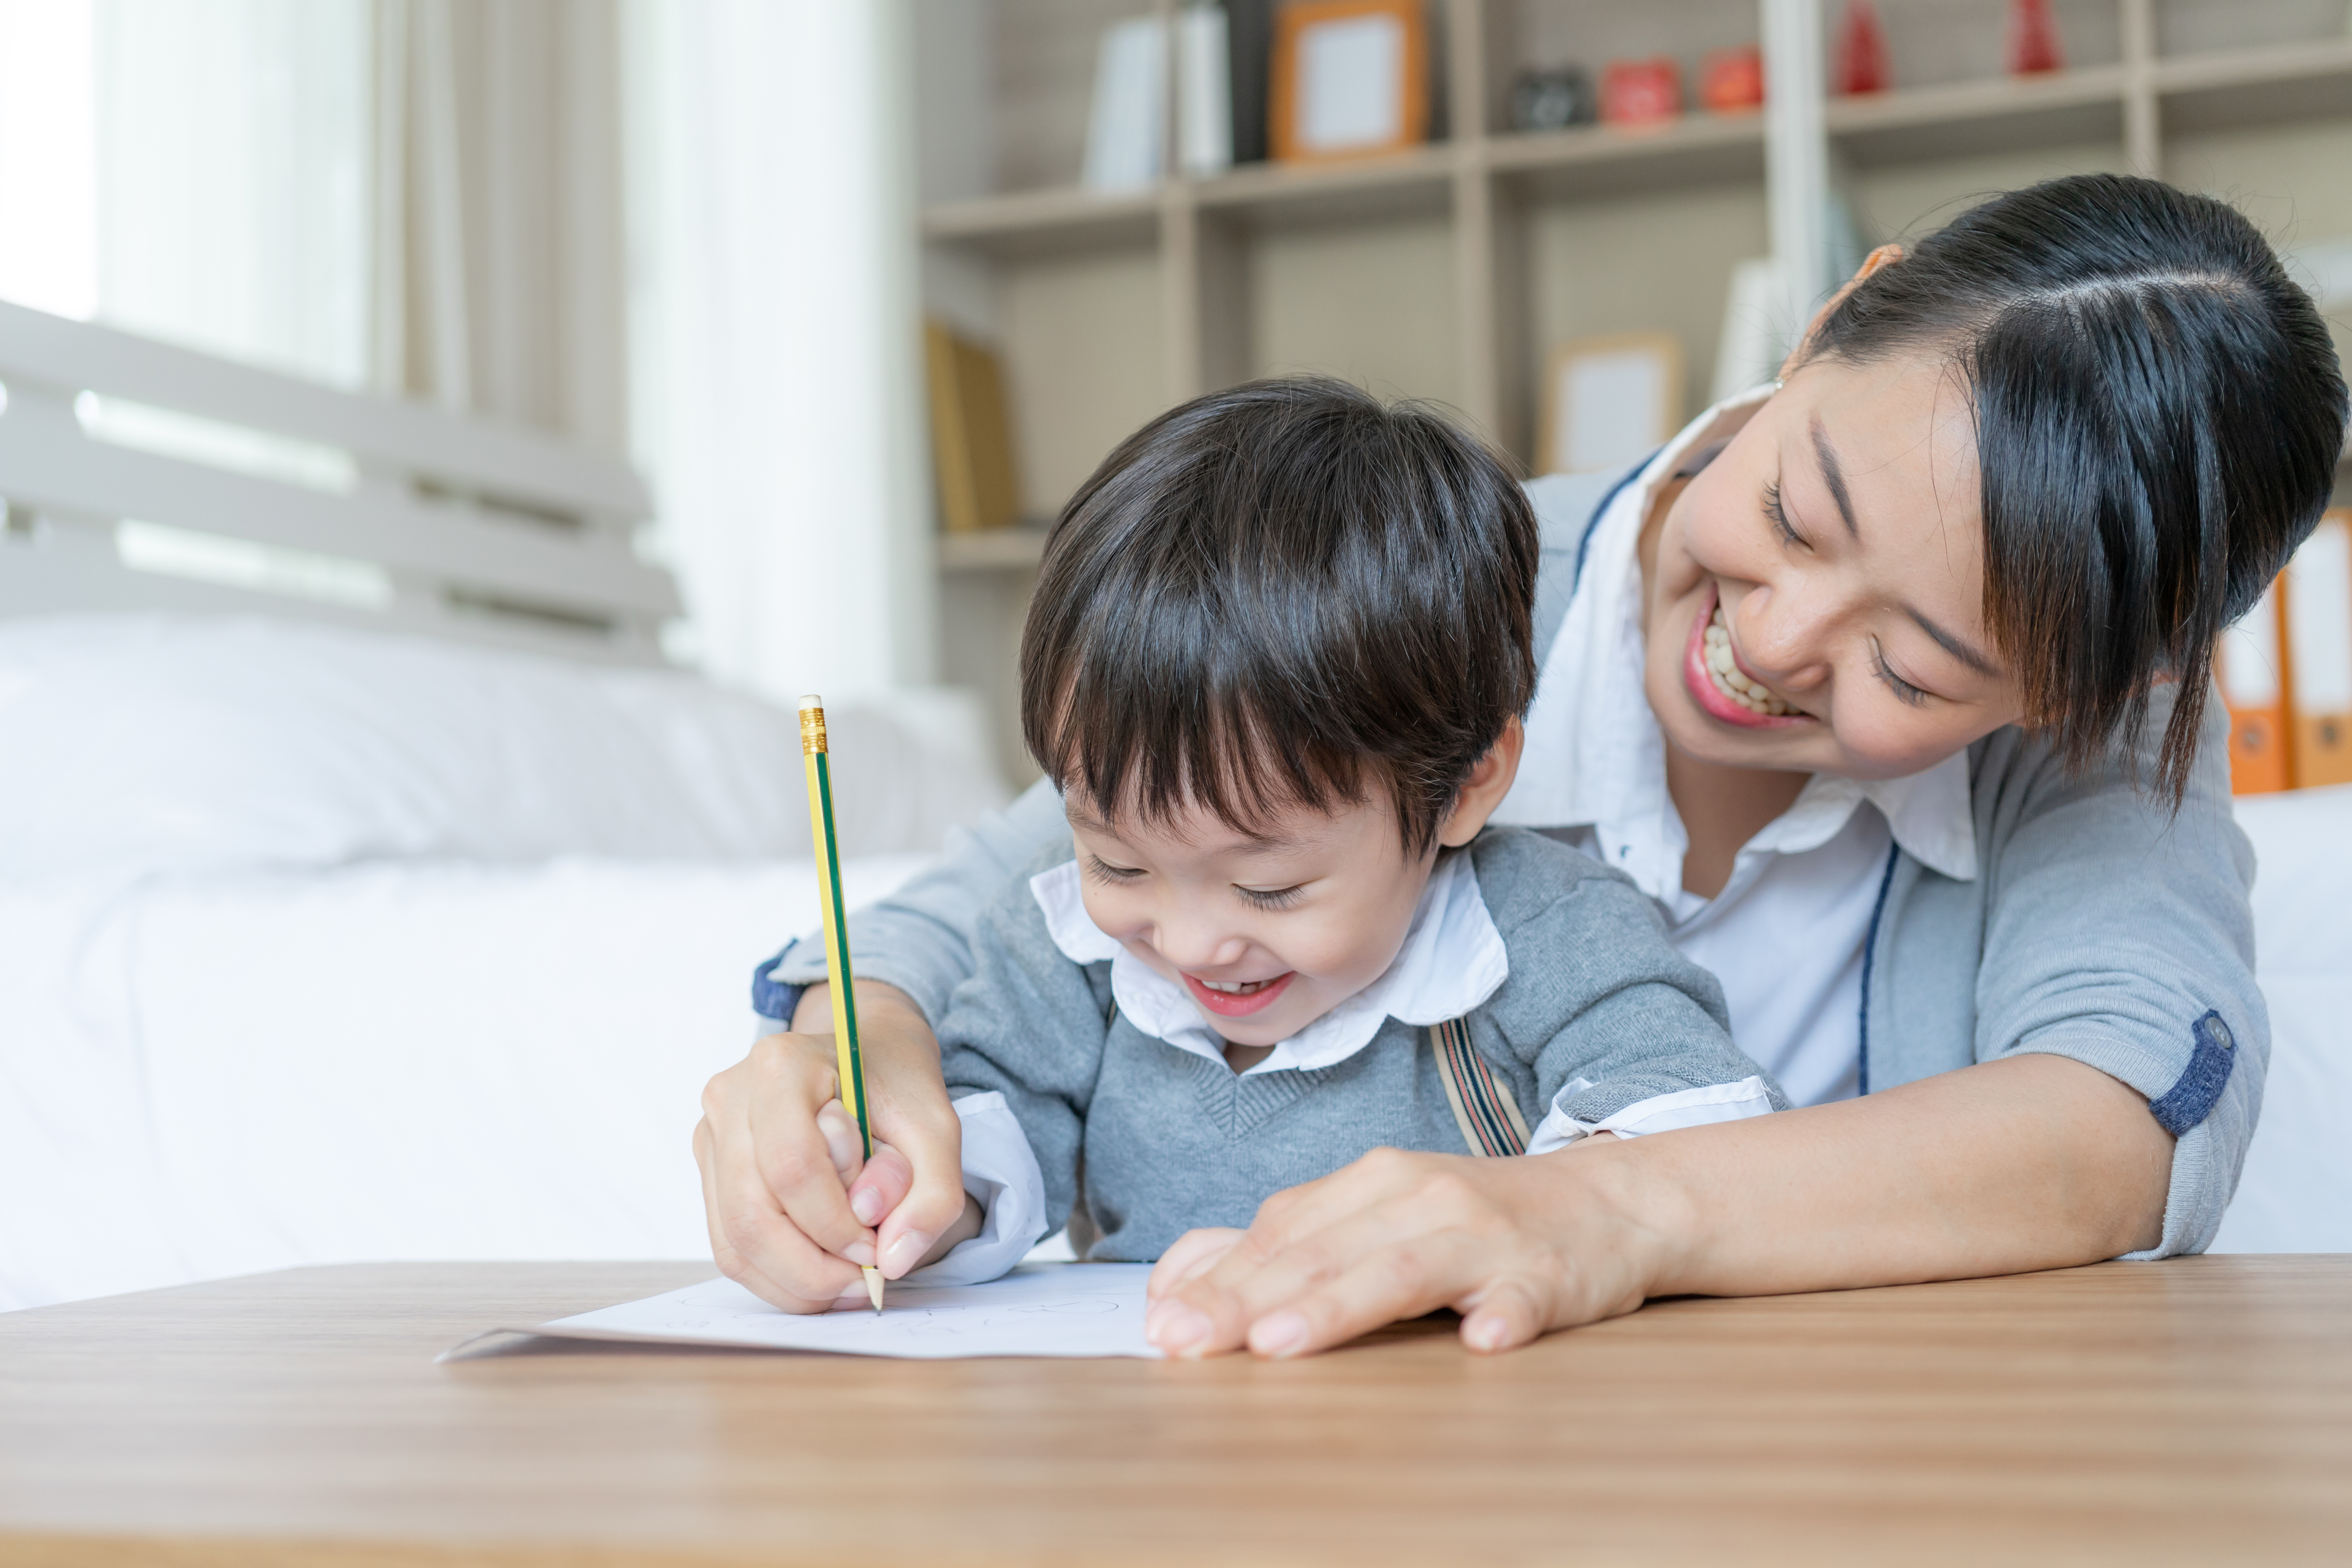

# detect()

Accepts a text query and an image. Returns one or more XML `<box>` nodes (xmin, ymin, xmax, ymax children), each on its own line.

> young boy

<box><xmin>899</xmin><ymin>377</ymin><xmax>1782</xmax><ymax>1289</ymax></box>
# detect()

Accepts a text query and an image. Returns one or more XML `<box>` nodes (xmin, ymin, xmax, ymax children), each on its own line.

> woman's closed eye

<box><xmin>1762</xmin><ymin>478</ymin><xmax>1806</xmax><ymax>549</ymax></box>
<box><xmin>1871</xmin><ymin>642</ymin><xmax>1931</xmax><ymax>708</ymax></box>
<box><xmin>1235</xmin><ymin>884</ymin><xmax>1305</xmax><ymax>910</ymax></box>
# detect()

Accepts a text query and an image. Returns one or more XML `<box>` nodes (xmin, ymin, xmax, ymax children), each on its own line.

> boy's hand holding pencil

<box><xmin>690</xmin><ymin>700</ymin><xmax>980</xmax><ymax>1316</ymax></box>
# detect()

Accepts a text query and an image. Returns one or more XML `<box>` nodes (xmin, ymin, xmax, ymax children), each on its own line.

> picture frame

<box><xmin>1537</xmin><ymin>332</ymin><xmax>1686</xmax><ymax>476</ymax></box>
<box><xmin>1269</xmin><ymin>0</ymin><xmax>1428</xmax><ymax>164</ymax></box>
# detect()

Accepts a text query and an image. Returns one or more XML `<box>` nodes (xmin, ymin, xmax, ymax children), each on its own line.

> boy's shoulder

<box><xmin>1464</xmin><ymin>824</ymin><xmax>1653</xmax><ymax>935</ymax></box>
<box><xmin>977</xmin><ymin>834</ymin><xmax>1082</xmax><ymax>931</ymax></box>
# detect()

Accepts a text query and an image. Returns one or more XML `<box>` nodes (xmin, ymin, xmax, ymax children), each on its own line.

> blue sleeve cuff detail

<box><xmin>2148</xmin><ymin>1010</ymin><xmax>2237</xmax><ymax>1138</ymax></box>
<box><xmin>750</xmin><ymin>945</ymin><xmax>801</xmax><ymax>1025</ymax></box>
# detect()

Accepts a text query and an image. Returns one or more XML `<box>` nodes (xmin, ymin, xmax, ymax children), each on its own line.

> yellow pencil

<box><xmin>799</xmin><ymin>695</ymin><xmax>886</xmax><ymax>1314</ymax></box>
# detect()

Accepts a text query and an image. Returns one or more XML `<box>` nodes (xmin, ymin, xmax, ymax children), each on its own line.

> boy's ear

<box><xmin>1437</xmin><ymin>717</ymin><xmax>1525</xmax><ymax>850</ymax></box>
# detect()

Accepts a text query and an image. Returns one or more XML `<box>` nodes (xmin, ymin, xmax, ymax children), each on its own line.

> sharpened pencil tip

<box><xmin>864</xmin><ymin>1265</ymin><xmax>884</xmax><ymax>1314</ymax></box>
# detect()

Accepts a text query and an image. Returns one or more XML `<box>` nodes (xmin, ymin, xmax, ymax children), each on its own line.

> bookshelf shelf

<box><xmin>920</xmin><ymin>0</ymin><xmax>2352</xmax><ymax>775</ymax></box>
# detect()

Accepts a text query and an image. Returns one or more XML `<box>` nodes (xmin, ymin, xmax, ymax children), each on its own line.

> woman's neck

<box><xmin>1639</xmin><ymin>463</ymin><xmax>1811</xmax><ymax>900</ymax></box>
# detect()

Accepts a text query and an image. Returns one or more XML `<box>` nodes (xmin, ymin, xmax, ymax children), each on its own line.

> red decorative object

<box><xmin>2007</xmin><ymin>0</ymin><xmax>2064</xmax><ymax>75</ymax></box>
<box><xmin>1833</xmin><ymin>0</ymin><xmax>1890</xmax><ymax>95</ymax></box>
<box><xmin>1600</xmin><ymin>58</ymin><xmax>1682</xmax><ymax>125</ymax></box>
<box><xmin>1699</xmin><ymin>45</ymin><xmax>1765</xmax><ymax>113</ymax></box>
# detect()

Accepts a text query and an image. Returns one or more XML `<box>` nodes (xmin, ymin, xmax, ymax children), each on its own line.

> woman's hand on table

<box><xmin>1143</xmin><ymin>1055</ymin><xmax>2175</xmax><ymax>1359</ymax></box>
<box><xmin>1144</xmin><ymin>1138</ymin><xmax>1660</xmax><ymax>1359</ymax></box>
<box><xmin>693</xmin><ymin>979</ymin><xmax>977</xmax><ymax>1313</ymax></box>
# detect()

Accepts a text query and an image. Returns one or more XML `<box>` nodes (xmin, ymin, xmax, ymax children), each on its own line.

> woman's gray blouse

<box><xmin>759</xmin><ymin>463</ymin><xmax>2266</xmax><ymax>1261</ymax></box>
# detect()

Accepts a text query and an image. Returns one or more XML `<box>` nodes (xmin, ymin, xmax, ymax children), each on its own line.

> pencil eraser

<box><xmin>797</xmin><ymin>694</ymin><xmax>823</xmax><ymax>711</ymax></box>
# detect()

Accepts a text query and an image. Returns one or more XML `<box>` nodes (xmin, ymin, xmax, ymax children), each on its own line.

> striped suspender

<box><xmin>1430</xmin><ymin>1018</ymin><xmax>1530</xmax><ymax>1157</ymax></box>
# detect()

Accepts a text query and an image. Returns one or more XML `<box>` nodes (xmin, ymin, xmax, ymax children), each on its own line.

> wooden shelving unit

<box><xmin>920</xmin><ymin>0</ymin><xmax>2352</xmax><ymax>777</ymax></box>
<box><xmin>928</xmin><ymin>0</ymin><xmax>2351</xmax><ymax>505</ymax></box>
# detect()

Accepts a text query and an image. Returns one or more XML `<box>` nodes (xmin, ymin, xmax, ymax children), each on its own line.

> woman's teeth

<box><xmin>1197</xmin><ymin>977</ymin><xmax>1273</xmax><ymax>995</ymax></box>
<box><xmin>1704</xmin><ymin>604</ymin><xmax>1793</xmax><ymax>717</ymax></box>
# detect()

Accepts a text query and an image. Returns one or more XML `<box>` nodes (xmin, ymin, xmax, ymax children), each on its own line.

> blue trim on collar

<box><xmin>1856</xmin><ymin>842</ymin><xmax>1901</xmax><ymax>1096</ymax></box>
<box><xmin>1570</xmin><ymin>452</ymin><xmax>1659</xmax><ymax>591</ymax></box>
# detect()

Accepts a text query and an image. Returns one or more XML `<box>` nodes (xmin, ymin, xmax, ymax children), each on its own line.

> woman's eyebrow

<box><xmin>1810</xmin><ymin>419</ymin><xmax>1861</xmax><ymax>541</ymax></box>
<box><xmin>1907</xmin><ymin>607</ymin><xmax>2000</xmax><ymax>677</ymax></box>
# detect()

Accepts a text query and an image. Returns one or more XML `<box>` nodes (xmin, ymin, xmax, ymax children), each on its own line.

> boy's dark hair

<box><xmin>1802</xmin><ymin>173</ymin><xmax>2348</xmax><ymax>804</ymax></box>
<box><xmin>1021</xmin><ymin>377</ymin><xmax>1537</xmax><ymax>857</ymax></box>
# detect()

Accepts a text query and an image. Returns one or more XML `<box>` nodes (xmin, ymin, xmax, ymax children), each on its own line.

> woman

<box><xmin>695</xmin><ymin>175</ymin><xmax>2347</xmax><ymax>1357</ymax></box>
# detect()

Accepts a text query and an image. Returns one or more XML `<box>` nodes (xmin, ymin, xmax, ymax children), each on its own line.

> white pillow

<box><xmin>0</xmin><ymin>614</ymin><xmax>1005</xmax><ymax>882</ymax></box>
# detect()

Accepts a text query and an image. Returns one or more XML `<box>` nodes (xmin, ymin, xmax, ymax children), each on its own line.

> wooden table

<box><xmin>2</xmin><ymin>1258</ymin><xmax>2347</xmax><ymax>1566</ymax></box>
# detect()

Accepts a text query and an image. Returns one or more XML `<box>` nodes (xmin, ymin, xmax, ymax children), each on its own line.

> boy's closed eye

<box><xmin>1083</xmin><ymin>854</ymin><xmax>1145</xmax><ymax>885</ymax></box>
<box><xmin>1235</xmin><ymin>884</ymin><xmax>1305</xmax><ymax>910</ymax></box>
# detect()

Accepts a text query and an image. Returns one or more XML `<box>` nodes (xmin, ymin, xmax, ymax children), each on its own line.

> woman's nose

<box><xmin>1733</xmin><ymin>586</ymin><xmax>1832</xmax><ymax>692</ymax></box>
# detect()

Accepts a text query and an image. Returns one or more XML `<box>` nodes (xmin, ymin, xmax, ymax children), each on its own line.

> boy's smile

<box><xmin>1061</xmin><ymin>720</ymin><xmax>1525</xmax><ymax>1060</ymax></box>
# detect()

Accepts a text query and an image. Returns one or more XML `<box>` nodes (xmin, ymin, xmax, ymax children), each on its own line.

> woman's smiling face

<box><xmin>1643</xmin><ymin>350</ymin><xmax>2029</xmax><ymax>780</ymax></box>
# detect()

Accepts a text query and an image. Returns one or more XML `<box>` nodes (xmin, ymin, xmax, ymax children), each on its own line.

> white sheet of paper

<box><xmin>509</xmin><ymin>1263</ymin><xmax>1161</xmax><ymax>1360</ymax></box>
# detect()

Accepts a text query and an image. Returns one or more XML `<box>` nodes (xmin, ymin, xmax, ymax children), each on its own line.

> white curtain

<box><xmin>0</xmin><ymin>0</ymin><xmax>370</xmax><ymax>390</ymax></box>
<box><xmin>623</xmin><ymin>0</ymin><xmax>936</xmax><ymax>703</ymax></box>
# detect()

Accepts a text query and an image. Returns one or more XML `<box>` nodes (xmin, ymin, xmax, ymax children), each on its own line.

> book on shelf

<box><xmin>1179</xmin><ymin>4</ymin><xmax>1234</xmax><ymax>177</ymax></box>
<box><xmin>2285</xmin><ymin>508</ymin><xmax>2352</xmax><ymax>789</ymax></box>
<box><xmin>1083</xmin><ymin>7</ymin><xmax>1238</xmax><ymax>189</ymax></box>
<box><xmin>924</xmin><ymin>320</ymin><xmax>1022</xmax><ymax>535</ymax></box>
<box><xmin>1227</xmin><ymin>0</ymin><xmax>1273</xmax><ymax>164</ymax></box>
<box><xmin>2220</xmin><ymin>573</ymin><xmax>2292</xmax><ymax>795</ymax></box>
<box><xmin>1083</xmin><ymin>16</ymin><xmax>1165</xmax><ymax>191</ymax></box>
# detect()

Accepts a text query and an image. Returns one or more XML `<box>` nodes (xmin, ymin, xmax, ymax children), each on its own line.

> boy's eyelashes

<box><xmin>1082</xmin><ymin>854</ymin><xmax>1307</xmax><ymax>911</ymax></box>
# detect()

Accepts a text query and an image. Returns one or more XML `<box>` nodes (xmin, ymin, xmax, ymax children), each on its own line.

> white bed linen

<box><xmin>0</xmin><ymin>853</ymin><xmax>927</xmax><ymax>1312</ymax></box>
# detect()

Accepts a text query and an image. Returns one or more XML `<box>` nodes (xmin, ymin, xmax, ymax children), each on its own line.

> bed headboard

<box><xmin>0</xmin><ymin>300</ymin><xmax>677</xmax><ymax>664</ymax></box>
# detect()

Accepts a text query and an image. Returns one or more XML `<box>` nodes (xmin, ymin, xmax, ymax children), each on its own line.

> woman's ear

<box><xmin>1778</xmin><ymin>243</ymin><xmax>1905</xmax><ymax>381</ymax></box>
<box><xmin>1436</xmin><ymin>716</ymin><xmax>1526</xmax><ymax>849</ymax></box>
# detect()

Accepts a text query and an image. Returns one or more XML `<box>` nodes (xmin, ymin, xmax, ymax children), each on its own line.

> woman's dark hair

<box><xmin>1021</xmin><ymin>376</ymin><xmax>1537</xmax><ymax>857</ymax></box>
<box><xmin>1801</xmin><ymin>172</ymin><xmax>2347</xmax><ymax>802</ymax></box>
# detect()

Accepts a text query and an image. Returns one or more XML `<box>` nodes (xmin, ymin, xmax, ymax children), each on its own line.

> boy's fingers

<box><xmin>694</xmin><ymin>1114</ymin><xmax>860</xmax><ymax>1313</ymax></box>
<box><xmin>856</xmin><ymin>1002</ymin><xmax>971</xmax><ymax>1280</ymax></box>
<box><xmin>845</xmin><ymin>1142</ymin><xmax>914</xmax><ymax>1229</ymax></box>
<box><xmin>741</xmin><ymin>1039</ymin><xmax>880</xmax><ymax>1266</ymax></box>
<box><xmin>815</xmin><ymin>1100</ymin><xmax>864</xmax><ymax>1180</ymax></box>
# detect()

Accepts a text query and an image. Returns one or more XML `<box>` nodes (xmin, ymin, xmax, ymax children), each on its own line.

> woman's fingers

<box><xmin>1147</xmin><ymin>1227</ymin><xmax>1246</xmax><ymax>1301</ymax></box>
<box><xmin>1149</xmin><ymin>1147</ymin><xmax>1655</xmax><ymax>1359</ymax></box>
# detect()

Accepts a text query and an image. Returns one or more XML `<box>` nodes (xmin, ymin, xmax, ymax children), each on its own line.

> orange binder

<box><xmin>2219</xmin><ymin>571</ymin><xmax>2292</xmax><ymax>795</ymax></box>
<box><xmin>2284</xmin><ymin>508</ymin><xmax>2352</xmax><ymax>789</ymax></box>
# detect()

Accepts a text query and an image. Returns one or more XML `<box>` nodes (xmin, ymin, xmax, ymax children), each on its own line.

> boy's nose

<box><xmin>1153</xmin><ymin>924</ymin><xmax>1250</xmax><ymax>973</ymax></box>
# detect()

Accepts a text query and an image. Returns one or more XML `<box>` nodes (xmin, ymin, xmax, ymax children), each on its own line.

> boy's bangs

<box><xmin>1035</xmin><ymin>663</ymin><xmax>1371</xmax><ymax>847</ymax></box>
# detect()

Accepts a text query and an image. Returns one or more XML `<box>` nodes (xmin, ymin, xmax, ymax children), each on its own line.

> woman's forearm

<box><xmin>1632</xmin><ymin>1052</ymin><xmax>2172</xmax><ymax>1297</ymax></box>
<box><xmin>1144</xmin><ymin>1052</ymin><xmax>2174</xmax><ymax>1359</ymax></box>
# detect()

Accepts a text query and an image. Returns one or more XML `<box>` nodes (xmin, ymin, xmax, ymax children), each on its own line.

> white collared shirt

<box><xmin>1494</xmin><ymin>386</ymin><xmax>1979</xmax><ymax>1109</ymax></box>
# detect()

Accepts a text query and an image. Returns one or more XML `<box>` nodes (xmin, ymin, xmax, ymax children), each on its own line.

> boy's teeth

<box><xmin>1704</xmin><ymin>604</ymin><xmax>1792</xmax><ymax>717</ymax></box>
<box><xmin>1199</xmin><ymin>977</ymin><xmax>1268</xmax><ymax>995</ymax></box>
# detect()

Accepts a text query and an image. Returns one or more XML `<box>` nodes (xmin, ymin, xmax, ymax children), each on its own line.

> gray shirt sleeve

<box><xmin>760</xmin><ymin>775</ymin><xmax>1069</xmax><ymax>1025</ymax></box>
<box><xmin>934</xmin><ymin>855</ymin><xmax>1112</xmax><ymax>1232</ymax></box>
<box><xmin>1472</xmin><ymin>831</ymin><xmax>1789</xmax><ymax>1123</ymax></box>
